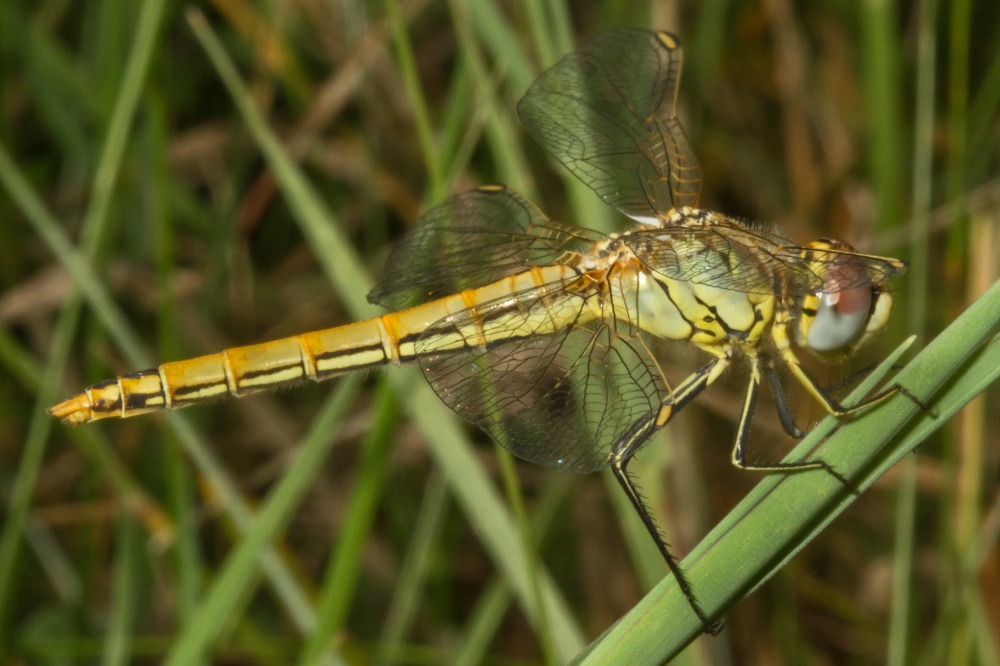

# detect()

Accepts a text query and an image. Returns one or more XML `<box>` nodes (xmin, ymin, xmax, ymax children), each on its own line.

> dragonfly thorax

<box><xmin>631</xmin><ymin>268</ymin><xmax>775</xmax><ymax>347</ymax></box>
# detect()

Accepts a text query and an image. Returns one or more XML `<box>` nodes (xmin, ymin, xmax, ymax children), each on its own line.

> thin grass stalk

<box><xmin>447</xmin><ymin>0</ymin><xmax>534</xmax><ymax>193</ymax></box>
<box><xmin>145</xmin><ymin>87</ymin><xmax>203</xmax><ymax>630</ymax></box>
<box><xmin>524</xmin><ymin>0</ymin><xmax>556</xmax><ymax>68</ymax></box>
<box><xmin>5</xmin><ymin>135</ymin><xmax>323</xmax><ymax>635</ymax></box>
<box><xmin>861</xmin><ymin>0</ymin><xmax>904</xmax><ymax>233</ymax></box>
<box><xmin>955</xmin><ymin>210</ymin><xmax>999</xmax><ymax>649</ymax></box>
<box><xmin>101</xmin><ymin>515</ymin><xmax>140</xmax><ymax>666</ymax></box>
<box><xmin>450</xmin><ymin>473</ymin><xmax>574</xmax><ymax>664</ymax></box>
<box><xmin>375</xmin><ymin>472</ymin><xmax>449</xmax><ymax>665</ymax></box>
<box><xmin>495</xmin><ymin>445</ymin><xmax>556</xmax><ymax>664</ymax></box>
<box><xmin>0</xmin><ymin>0</ymin><xmax>170</xmax><ymax>647</ymax></box>
<box><xmin>889</xmin><ymin>0</ymin><xmax>939</xmax><ymax>662</ymax></box>
<box><xmin>544</xmin><ymin>0</ymin><xmax>574</xmax><ymax>58</ymax></box>
<box><xmin>298</xmin><ymin>381</ymin><xmax>399</xmax><ymax>666</ymax></box>
<box><xmin>966</xmin><ymin>41</ymin><xmax>1000</xmax><ymax>180</ymax></box>
<box><xmin>164</xmin><ymin>375</ymin><xmax>363</xmax><ymax>664</ymax></box>
<box><xmin>943</xmin><ymin>0</ymin><xmax>974</xmax><ymax>661</ymax></box>
<box><xmin>0</xmin><ymin>326</ymin><xmax>172</xmax><ymax>541</ymax></box>
<box><xmin>452</xmin><ymin>581</ymin><xmax>512</xmax><ymax>666</ymax></box>
<box><xmin>385</xmin><ymin>0</ymin><xmax>444</xmax><ymax>201</ymax></box>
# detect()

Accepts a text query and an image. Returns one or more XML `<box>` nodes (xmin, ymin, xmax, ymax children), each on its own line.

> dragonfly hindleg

<box><xmin>611</xmin><ymin>460</ymin><xmax>723</xmax><ymax>635</ymax></box>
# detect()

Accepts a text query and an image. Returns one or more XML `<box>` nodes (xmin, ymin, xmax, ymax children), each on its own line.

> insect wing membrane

<box><xmin>517</xmin><ymin>30</ymin><xmax>702</xmax><ymax>224</ymax></box>
<box><xmin>774</xmin><ymin>245</ymin><xmax>909</xmax><ymax>295</ymax></box>
<box><xmin>414</xmin><ymin>281</ymin><xmax>667</xmax><ymax>473</ymax></box>
<box><xmin>625</xmin><ymin>224</ymin><xmax>790</xmax><ymax>296</ymax></box>
<box><xmin>368</xmin><ymin>186</ymin><xmax>601</xmax><ymax>311</ymax></box>
<box><xmin>626</xmin><ymin>222</ymin><xmax>907</xmax><ymax>299</ymax></box>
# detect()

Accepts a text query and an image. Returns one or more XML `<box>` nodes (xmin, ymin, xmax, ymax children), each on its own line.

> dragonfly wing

<box><xmin>625</xmin><ymin>224</ymin><xmax>786</xmax><ymax>295</ymax></box>
<box><xmin>415</xmin><ymin>283</ymin><xmax>667</xmax><ymax>473</ymax></box>
<box><xmin>773</xmin><ymin>245</ymin><xmax>909</xmax><ymax>294</ymax></box>
<box><xmin>625</xmin><ymin>224</ymin><xmax>908</xmax><ymax>296</ymax></box>
<box><xmin>368</xmin><ymin>185</ymin><xmax>602</xmax><ymax>311</ymax></box>
<box><xmin>517</xmin><ymin>29</ymin><xmax>701</xmax><ymax>223</ymax></box>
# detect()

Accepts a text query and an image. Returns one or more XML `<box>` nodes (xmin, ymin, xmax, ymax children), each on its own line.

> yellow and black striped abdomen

<box><xmin>49</xmin><ymin>265</ymin><xmax>580</xmax><ymax>425</ymax></box>
<box><xmin>48</xmin><ymin>317</ymin><xmax>393</xmax><ymax>424</ymax></box>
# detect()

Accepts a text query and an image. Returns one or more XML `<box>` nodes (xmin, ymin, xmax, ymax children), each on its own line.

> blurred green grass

<box><xmin>1</xmin><ymin>1</ymin><xmax>999</xmax><ymax>664</ymax></box>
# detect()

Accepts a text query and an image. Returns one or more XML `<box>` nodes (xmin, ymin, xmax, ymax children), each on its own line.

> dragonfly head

<box><xmin>796</xmin><ymin>238</ymin><xmax>894</xmax><ymax>360</ymax></box>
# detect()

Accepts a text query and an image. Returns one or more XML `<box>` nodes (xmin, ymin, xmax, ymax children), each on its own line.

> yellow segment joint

<box><xmin>221</xmin><ymin>350</ymin><xmax>238</xmax><ymax>396</ymax></box>
<box><xmin>377</xmin><ymin>315</ymin><xmax>401</xmax><ymax>364</ymax></box>
<box><xmin>158</xmin><ymin>366</ymin><xmax>173</xmax><ymax>410</ymax></box>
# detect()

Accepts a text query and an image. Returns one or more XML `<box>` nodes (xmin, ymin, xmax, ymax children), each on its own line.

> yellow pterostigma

<box><xmin>51</xmin><ymin>29</ymin><xmax>910</xmax><ymax>634</ymax></box>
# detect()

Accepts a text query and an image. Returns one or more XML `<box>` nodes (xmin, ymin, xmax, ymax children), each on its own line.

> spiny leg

<box><xmin>823</xmin><ymin>362</ymin><xmax>878</xmax><ymax>394</ymax></box>
<box><xmin>611</xmin><ymin>460</ymin><xmax>723</xmax><ymax>635</ymax></box>
<box><xmin>610</xmin><ymin>356</ymin><xmax>728</xmax><ymax>635</ymax></box>
<box><xmin>616</xmin><ymin>354</ymin><xmax>728</xmax><ymax>462</ymax></box>
<box><xmin>798</xmin><ymin>362</ymin><xmax>927</xmax><ymax>414</ymax></box>
<box><xmin>732</xmin><ymin>356</ymin><xmax>849</xmax><ymax>487</ymax></box>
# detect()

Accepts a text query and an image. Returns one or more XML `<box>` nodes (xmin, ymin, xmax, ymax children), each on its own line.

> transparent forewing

<box><xmin>625</xmin><ymin>223</ymin><xmax>908</xmax><ymax>296</ymax></box>
<box><xmin>517</xmin><ymin>29</ymin><xmax>701</xmax><ymax>223</ymax></box>
<box><xmin>368</xmin><ymin>186</ymin><xmax>603</xmax><ymax>311</ymax></box>
<box><xmin>775</xmin><ymin>244</ymin><xmax>909</xmax><ymax>294</ymax></box>
<box><xmin>414</xmin><ymin>281</ymin><xmax>667</xmax><ymax>473</ymax></box>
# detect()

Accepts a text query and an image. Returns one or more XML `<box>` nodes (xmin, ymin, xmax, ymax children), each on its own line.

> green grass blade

<box><xmin>0</xmin><ymin>0</ymin><xmax>170</xmax><ymax>646</ymax></box>
<box><xmin>890</xmin><ymin>0</ymin><xmax>938</xmax><ymax>660</ymax></box>
<box><xmin>861</xmin><ymin>0</ymin><xmax>905</xmax><ymax>233</ymax></box>
<box><xmin>298</xmin><ymin>381</ymin><xmax>398</xmax><ymax>666</ymax></box>
<box><xmin>385</xmin><ymin>0</ymin><xmax>444</xmax><ymax>201</ymax></box>
<box><xmin>4</xmin><ymin>137</ymin><xmax>322</xmax><ymax>638</ymax></box>
<box><xmin>101</xmin><ymin>516</ymin><xmax>140</xmax><ymax>666</ymax></box>
<box><xmin>165</xmin><ymin>375</ymin><xmax>362</xmax><ymax>665</ymax></box>
<box><xmin>375</xmin><ymin>472</ymin><xmax>449</xmax><ymax>664</ymax></box>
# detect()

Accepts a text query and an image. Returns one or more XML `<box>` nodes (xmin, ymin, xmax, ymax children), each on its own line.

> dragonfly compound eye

<box><xmin>806</xmin><ymin>285</ymin><xmax>873</xmax><ymax>352</ymax></box>
<box><xmin>798</xmin><ymin>238</ymin><xmax>891</xmax><ymax>355</ymax></box>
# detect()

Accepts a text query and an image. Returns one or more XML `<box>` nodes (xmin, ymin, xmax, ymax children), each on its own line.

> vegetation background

<box><xmin>1</xmin><ymin>0</ymin><xmax>999</xmax><ymax>663</ymax></box>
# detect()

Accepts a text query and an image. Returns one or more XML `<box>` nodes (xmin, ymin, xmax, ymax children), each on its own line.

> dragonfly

<box><xmin>51</xmin><ymin>29</ymin><xmax>909</xmax><ymax>634</ymax></box>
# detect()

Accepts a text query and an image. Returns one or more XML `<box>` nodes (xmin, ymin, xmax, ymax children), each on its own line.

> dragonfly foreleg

<box><xmin>774</xmin><ymin>322</ymin><xmax>921</xmax><ymax>419</ymax></box>
<box><xmin>611</xmin><ymin>461</ymin><xmax>723</xmax><ymax>636</ymax></box>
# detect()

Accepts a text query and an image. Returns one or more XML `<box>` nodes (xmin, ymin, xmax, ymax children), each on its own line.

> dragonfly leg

<box><xmin>653</xmin><ymin>355</ymin><xmax>729</xmax><ymax>427</ymax></box>
<box><xmin>801</xmin><ymin>363</ymin><xmax>928</xmax><ymax>415</ymax></box>
<box><xmin>611</xmin><ymin>355</ymin><xmax>729</xmax><ymax>463</ymax></box>
<box><xmin>732</xmin><ymin>356</ymin><xmax>849</xmax><ymax>486</ymax></box>
<box><xmin>611</xmin><ymin>460</ymin><xmax>723</xmax><ymax>636</ymax></box>
<box><xmin>763</xmin><ymin>363</ymin><xmax>805</xmax><ymax>439</ymax></box>
<box><xmin>605</xmin><ymin>356</ymin><xmax>729</xmax><ymax>634</ymax></box>
<box><xmin>772</xmin><ymin>319</ymin><xmax>922</xmax><ymax>418</ymax></box>
<box><xmin>823</xmin><ymin>362</ymin><xmax>878</xmax><ymax>394</ymax></box>
<box><xmin>787</xmin><ymin>353</ymin><xmax>925</xmax><ymax>417</ymax></box>
<box><xmin>604</xmin><ymin>356</ymin><xmax>731</xmax><ymax>634</ymax></box>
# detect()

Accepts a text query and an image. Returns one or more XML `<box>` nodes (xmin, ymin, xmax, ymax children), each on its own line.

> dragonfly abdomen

<box><xmin>49</xmin><ymin>265</ymin><xmax>585</xmax><ymax>425</ymax></box>
<box><xmin>48</xmin><ymin>318</ymin><xmax>394</xmax><ymax>424</ymax></box>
